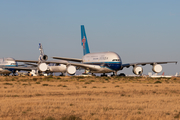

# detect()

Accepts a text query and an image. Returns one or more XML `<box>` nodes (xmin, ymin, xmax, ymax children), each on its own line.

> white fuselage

<box><xmin>48</xmin><ymin>64</ymin><xmax>67</xmax><ymax>73</ymax></box>
<box><xmin>0</xmin><ymin>58</ymin><xmax>17</xmax><ymax>74</ymax></box>
<box><xmin>82</xmin><ymin>52</ymin><xmax>122</xmax><ymax>73</ymax></box>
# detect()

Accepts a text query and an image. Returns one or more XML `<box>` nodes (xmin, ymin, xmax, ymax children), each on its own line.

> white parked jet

<box><xmin>5</xmin><ymin>43</ymin><xmax>76</xmax><ymax>76</ymax></box>
<box><xmin>52</xmin><ymin>25</ymin><xmax>177</xmax><ymax>76</ymax></box>
<box><xmin>0</xmin><ymin>57</ymin><xmax>18</xmax><ymax>75</ymax></box>
<box><xmin>148</xmin><ymin>72</ymin><xmax>178</xmax><ymax>78</ymax></box>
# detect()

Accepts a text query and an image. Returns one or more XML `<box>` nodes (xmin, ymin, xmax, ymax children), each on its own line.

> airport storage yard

<box><xmin>1</xmin><ymin>76</ymin><xmax>180</xmax><ymax>120</ymax></box>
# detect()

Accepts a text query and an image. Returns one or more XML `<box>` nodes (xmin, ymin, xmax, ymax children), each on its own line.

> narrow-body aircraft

<box><xmin>53</xmin><ymin>25</ymin><xmax>177</xmax><ymax>76</ymax></box>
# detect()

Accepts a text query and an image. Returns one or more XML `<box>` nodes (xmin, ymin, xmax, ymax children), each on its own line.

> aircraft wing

<box><xmin>24</xmin><ymin>63</ymin><xmax>38</xmax><ymax>67</ymax></box>
<box><xmin>15</xmin><ymin>60</ymin><xmax>39</xmax><ymax>63</ymax></box>
<box><xmin>67</xmin><ymin>63</ymin><xmax>101</xmax><ymax>71</ymax></box>
<box><xmin>15</xmin><ymin>60</ymin><xmax>69</xmax><ymax>64</ymax></box>
<box><xmin>52</xmin><ymin>57</ymin><xmax>82</xmax><ymax>62</ymax></box>
<box><xmin>45</xmin><ymin>60</ymin><xmax>69</xmax><ymax>64</ymax></box>
<box><xmin>122</xmin><ymin>61</ymin><xmax>177</xmax><ymax>68</ymax></box>
<box><xmin>3</xmin><ymin>66</ymin><xmax>35</xmax><ymax>71</ymax></box>
<box><xmin>16</xmin><ymin>60</ymin><xmax>99</xmax><ymax>71</ymax></box>
<box><xmin>48</xmin><ymin>60</ymin><xmax>177</xmax><ymax>71</ymax></box>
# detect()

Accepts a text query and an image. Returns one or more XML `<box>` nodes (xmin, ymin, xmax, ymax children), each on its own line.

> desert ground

<box><xmin>0</xmin><ymin>76</ymin><xmax>180</xmax><ymax>120</ymax></box>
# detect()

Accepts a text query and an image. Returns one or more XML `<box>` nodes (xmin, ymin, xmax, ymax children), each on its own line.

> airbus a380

<box><xmin>53</xmin><ymin>25</ymin><xmax>177</xmax><ymax>76</ymax></box>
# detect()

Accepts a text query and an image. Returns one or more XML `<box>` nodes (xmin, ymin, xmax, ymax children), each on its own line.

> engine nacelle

<box><xmin>152</xmin><ymin>64</ymin><xmax>162</xmax><ymax>73</ymax></box>
<box><xmin>67</xmin><ymin>65</ymin><xmax>76</xmax><ymax>75</ymax></box>
<box><xmin>43</xmin><ymin>55</ymin><xmax>48</xmax><ymax>61</ymax></box>
<box><xmin>38</xmin><ymin>63</ymin><xmax>48</xmax><ymax>72</ymax></box>
<box><xmin>39</xmin><ymin>55</ymin><xmax>48</xmax><ymax>61</ymax></box>
<box><xmin>133</xmin><ymin>66</ymin><xmax>143</xmax><ymax>75</ymax></box>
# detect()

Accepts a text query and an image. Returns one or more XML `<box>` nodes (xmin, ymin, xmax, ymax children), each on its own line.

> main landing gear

<box><xmin>111</xmin><ymin>72</ymin><xmax>117</xmax><ymax>77</ymax></box>
<box><xmin>101</xmin><ymin>73</ymin><xmax>107</xmax><ymax>77</ymax></box>
<box><xmin>101</xmin><ymin>72</ymin><xmax>126</xmax><ymax>77</ymax></box>
<box><xmin>59</xmin><ymin>73</ymin><xmax>64</xmax><ymax>76</ymax></box>
<box><xmin>111</xmin><ymin>72</ymin><xmax>126</xmax><ymax>77</ymax></box>
<box><xmin>91</xmin><ymin>73</ymin><xmax>96</xmax><ymax>76</ymax></box>
<box><xmin>119</xmin><ymin>73</ymin><xmax>126</xmax><ymax>76</ymax></box>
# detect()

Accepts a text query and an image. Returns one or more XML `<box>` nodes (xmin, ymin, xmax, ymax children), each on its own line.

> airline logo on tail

<box><xmin>81</xmin><ymin>25</ymin><xmax>90</xmax><ymax>55</ymax></box>
<box><xmin>39</xmin><ymin>43</ymin><xmax>42</xmax><ymax>50</ymax></box>
<box><xmin>82</xmin><ymin>36</ymin><xmax>86</xmax><ymax>49</ymax></box>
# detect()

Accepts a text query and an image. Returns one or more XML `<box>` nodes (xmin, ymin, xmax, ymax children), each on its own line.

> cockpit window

<box><xmin>112</xmin><ymin>59</ymin><xmax>120</xmax><ymax>61</ymax></box>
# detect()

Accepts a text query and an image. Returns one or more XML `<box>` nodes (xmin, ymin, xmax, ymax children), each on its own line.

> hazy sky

<box><xmin>0</xmin><ymin>0</ymin><xmax>179</xmax><ymax>75</ymax></box>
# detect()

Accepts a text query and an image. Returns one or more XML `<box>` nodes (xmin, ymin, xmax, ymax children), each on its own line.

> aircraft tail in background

<box><xmin>39</xmin><ymin>43</ymin><xmax>44</xmax><ymax>56</ymax></box>
<box><xmin>81</xmin><ymin>25</ymin><xmax>90</xmax><ymax>55</ymax></box>
<box><xmin>162</xmin><ymin>72</ymin><xmax>164</xmax><ymax>76</ymax></box>
<box><xmin>38</xmin><ymin>43</ymin><xmax>48</xmax><ymax>62</ymax></box>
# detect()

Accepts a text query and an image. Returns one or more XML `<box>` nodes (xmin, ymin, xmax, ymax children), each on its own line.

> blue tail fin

<box><xmin>81</xmin><ymin>25</ymin><xmax>90</xmax><ymax>55</ymax></box>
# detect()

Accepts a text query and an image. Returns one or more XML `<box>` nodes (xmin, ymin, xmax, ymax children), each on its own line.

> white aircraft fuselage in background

<box><xmin>0</xmin><ymin>58</ymin><xmax>17</xmax><ymax>75</ymax></box>
<box><xmin>12</xmin><ymin>43</ymin><xmax>75</xmax><ymax>76</ymax></box>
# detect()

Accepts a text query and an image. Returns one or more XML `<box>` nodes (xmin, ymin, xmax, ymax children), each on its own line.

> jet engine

<box><xmin>39</xmin><ymin>55</ymin><xmax>48</xmax><ymax>61</ymax></box>
<box><xmin>152</xmin><ymin>64</ymin><xmax>162</xmax><ymax>73</ymax></box>
<box><xmin>38</xmin><ymin>63</ymin><xmax>48</xmax><ymax>72</ymax></box>
<box><xmin>67</xmin><ymin>65</ymin><xmax>76</xmax><ymax>75</ymax></box>
<box><xmin>42</xmin><ymin>55</ymin><xmax>48</xmax><ymax>61</ymax></box>
<box><xmin>133</xmin><ymin>66</ymin><xmax>143</xmax><ymax>75</ymax></box>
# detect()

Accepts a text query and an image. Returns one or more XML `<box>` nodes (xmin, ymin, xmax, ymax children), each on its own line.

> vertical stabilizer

<box><xmin>38</xmin><ymin>43</ymin><xmax>48</xmax><ymax>62</ymax></box>
<box><xmin>81</xmin><ymin>25</ymin><xmax>90</xmax><ymax>55</ymax></box>
<box><xmin>162</xmin><ymin>72</ymin><xmax>164</xmax><ymax>76</ymax></box>
<box><xmin>39</xmin><ymin>43</ymin><xmax>44</xmax><ymax>56</ymax></box>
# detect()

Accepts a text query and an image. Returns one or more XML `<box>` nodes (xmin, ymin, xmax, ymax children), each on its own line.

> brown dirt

<box><xmin>0</xmin><ymin>76</ymin><xmax>180</xmax><ymax>120</ymax></box>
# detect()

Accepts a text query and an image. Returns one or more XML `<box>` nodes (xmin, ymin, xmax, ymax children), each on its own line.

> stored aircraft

<box><xmin>148</xmin><ymin>72</ymin><xmax>178</xmax><ymax>78</ymax></box>
<box><xmin>5</xmin><ymin>43</ymin><xmax>76</xmax><ymax>76</ymax></box>
<box><xmin>0</xmin><ymin>57</ymin><xmax>18</xmax><ymax>75</ymax></box>
<box><xmin>53</xmin><ymin>25</ymin><xmax>177</xmax><ymax>76</ymax></box>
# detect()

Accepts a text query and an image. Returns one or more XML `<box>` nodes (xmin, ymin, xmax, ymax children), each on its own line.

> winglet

<box><xmin>81</xmin><ymin>25</ymin><xmax>90</xmax><ymax>55</ymax></box>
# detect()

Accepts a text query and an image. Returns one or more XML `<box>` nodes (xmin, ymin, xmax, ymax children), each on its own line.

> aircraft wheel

<box><xmin>111</xmin><ymin>74</ymin><xmax>115</xmax><ymax>77</ymax></box>
<box><xmin>91</xmin><ymin>73</ymin><xmax>96</xmax><ymax>76</ymax></box>
<box><xmin>59</xmin><ymin>73</ymin><xmax>64</xmax><ymax>76</ymax></box>
<box><xmin>101</xmin><ymin>74</ymin><xmax>107</xmax><ymax>77</ymax></box>
<box><xmin>119</xmin><ymin>73</ymin><xmax>126</xmax><ymax>77</ymax></box>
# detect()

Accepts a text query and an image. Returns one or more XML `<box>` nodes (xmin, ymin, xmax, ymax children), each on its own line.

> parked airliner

<box><xmin>148</xmin><ymin>72</ymin><xmax>177</xmax><ymax>78</ymax></box>
<box><xmin>6</xmin><ymin>43</ymin><xmax>76</xmax><ymax>76</ymax></box>
<box><xmin>53</xmin><ymin>25</ymin><xmax>177</xmax><ymax>76</ymax></box>
<box><xmin>0</xmin><ymin>58</ymin><xmax>17</xmax><ymax>75</ymax></box>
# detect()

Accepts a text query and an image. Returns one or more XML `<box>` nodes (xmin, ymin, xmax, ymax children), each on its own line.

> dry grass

<box><xmin>0</xmin><ymin>76</ymin><xmax>180</xmax><ymax>120</ymax></box>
